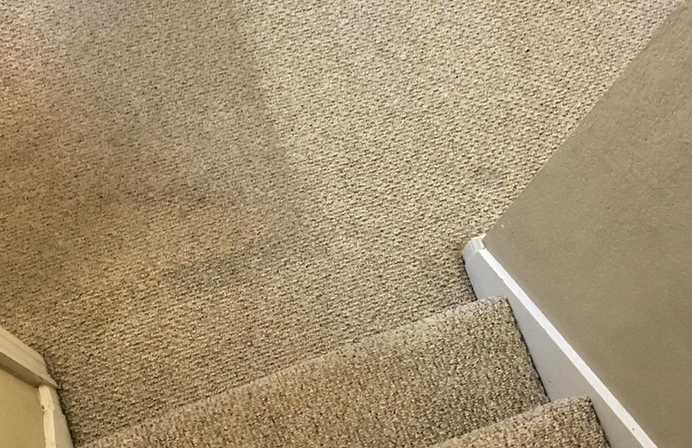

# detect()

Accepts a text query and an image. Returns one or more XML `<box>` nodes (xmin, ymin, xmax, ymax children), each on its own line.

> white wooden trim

<box><xmin>0</xmin><ymin>326</ymin><xmax>56</xmax><ymax>387</ymax></box>
<box><xmin>39</xmin><ymin>386</ymin><xmax>73</xmax><ymax>448</ymax></box>
<box><xmin>462</xmin><ymin>235</ymin><xmax>657</xmax><ymax>448</ymax></box>
<box><xmin>0</xmin><ymin>325</ymin><xmax>72</xmax><ymax>448</ymax></box>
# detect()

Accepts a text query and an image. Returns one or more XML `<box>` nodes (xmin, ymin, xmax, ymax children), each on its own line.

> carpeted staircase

<box><xmin>80</xmin><ymin>298</ymin><xmax>609</xmax><ymax>448</ymax></box>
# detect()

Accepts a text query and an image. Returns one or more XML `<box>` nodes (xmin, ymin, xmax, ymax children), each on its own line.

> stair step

<box><xmin>430</xmin><ymin>398</ymin><xmax>609</xmax><ymax>448</ymax></box>
<box><xmin>83</xmin><ymin>299</ymin><xmax>546</xmax><ymax>448</ymax></box>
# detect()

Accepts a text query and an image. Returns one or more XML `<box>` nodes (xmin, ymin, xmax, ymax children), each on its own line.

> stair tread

<box><xmin>83</xmin><ymin>298</ymin><xmax>546</xmax><ymax>448</ymax></box>
<box><xmin>430</xmin><ymin>398</ymin><xmax>610</xmax><ymax>448</ymax></box>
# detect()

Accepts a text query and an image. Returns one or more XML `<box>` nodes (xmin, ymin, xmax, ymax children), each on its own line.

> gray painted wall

<box><xmin>484</xmin><ymin>4</ymin><xmax>692</xmax><ymax>447</ymax></box>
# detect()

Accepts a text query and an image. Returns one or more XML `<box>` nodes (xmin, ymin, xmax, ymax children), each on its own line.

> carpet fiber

<box><xmin>83</xmin><ymin>299</ymin><xmax>547</xmax><ymax>448</ymax></box>
<box><xmin>431</xmin><ymin>398</ymin><xmax>609</xmax><ymax>448</ymax></box>
<box><xmin>0</xmin><ymin>0</ymin><xmax>679</xmax><ymax>444</ymax></box>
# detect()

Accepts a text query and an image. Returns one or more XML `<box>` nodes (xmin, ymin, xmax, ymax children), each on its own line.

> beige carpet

<box><xmin>0</xmin><ymin>0</ymin><xmax>679</xmax><ymax>444</ymax></box>
<box><xmin>431</xmin><ymin>398</ymin><xmax>609</xmax><ymax>448</ymax></box>
<box><xmin>83</xmin><ymin>299</ymin><xmax>547</xmax><ymax>448</ymax></box>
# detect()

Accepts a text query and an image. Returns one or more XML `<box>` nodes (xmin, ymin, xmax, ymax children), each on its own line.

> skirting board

<box><xmin>40</xmin><ymin>386</ymin><xmax>74</xmax><ymax>448</ymax></box>
<box><xmin>462</xmin><ymin>235</ymin><xmax>657</xmax><ymax>448</ymax></box>
<box><xmin>0</xmin><ymin>325</ymin><xmax>73</xmax><ymax>448</ymax></box>
<box><xmin>0</xmin><ymin>326</ymin><xmax>55</xmax><ymax>387</ymax></box>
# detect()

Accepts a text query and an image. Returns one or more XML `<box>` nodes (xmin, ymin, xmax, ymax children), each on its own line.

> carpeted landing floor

<box><xmin>0</xmin><ymin>0</ymin><xmax>680</xmax><ymax>445</ymax></box>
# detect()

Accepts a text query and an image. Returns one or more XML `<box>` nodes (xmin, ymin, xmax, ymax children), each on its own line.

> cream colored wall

<box><xmin>484</xmin><ymin>3</ymin><xmax>692</xmax><ymax>448</ymax></box>
<box><xmin>0</xmin><ymin>367</ymin><xmax>45</xmax><ymax>448</ymax></box>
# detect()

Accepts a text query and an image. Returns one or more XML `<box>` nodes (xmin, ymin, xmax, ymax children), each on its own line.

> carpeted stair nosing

<box><xmin>430</xmin><ymin>397</ymin><xmax>610</xmax><ymax>448</ymax></box>
<box><xmin>82</xmin><ymin>298</ymin><xmax>547</xmax><ymax>448</ymax></box>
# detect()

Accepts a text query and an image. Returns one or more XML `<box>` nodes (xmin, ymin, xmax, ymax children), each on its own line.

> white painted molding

<box><xmin>462</xmin><ymin>235</ymin><xmax>657</xmax><ymax>448</ymax></box>
<box><xmin>0</xmin><ymin>325</ymin><xmax>73</xmax><ymax>448</ymax></box>
<box><xmin>40</xmin><ymin>386</ymin><xmax>74</xmax><ymax>448</ymax></box>
<box><xmin>0</xmin><ymin>326</ymin><xmax>56</xmax><ymax>387</ymax></box>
